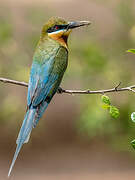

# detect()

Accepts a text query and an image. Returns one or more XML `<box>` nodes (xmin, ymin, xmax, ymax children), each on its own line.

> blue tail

<box><xmin>8</xmin><ymin>101</ymin><xmax>49</xmax><ymax>177</ymax></box>
<box><xmin>8</xmin><ymin>108</ymin><xmax>36</xmax><ymax>177</ymax></box>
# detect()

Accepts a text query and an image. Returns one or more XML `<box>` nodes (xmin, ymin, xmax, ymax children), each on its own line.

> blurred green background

<box><xmin>1</xmin><ymin>0</ymin><xmax>135</xmax><ymax>179</ymax></box>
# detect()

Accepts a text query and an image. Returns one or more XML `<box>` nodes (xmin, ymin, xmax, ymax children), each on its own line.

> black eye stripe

<box><xmin>47</xmin><ymin>24</ymin><xmax>68</xmax><ymax>33</ymax></box>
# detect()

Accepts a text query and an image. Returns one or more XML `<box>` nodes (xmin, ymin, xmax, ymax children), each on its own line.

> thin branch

<box><xmin>0</xmin><ymin>77</ymin><xmax>135</xmax><ymax>95</ymax></box>
<box><xmin>0</xmin><ymin>78</ymin><xmax>28</xmax><ymax>87</ymax></box>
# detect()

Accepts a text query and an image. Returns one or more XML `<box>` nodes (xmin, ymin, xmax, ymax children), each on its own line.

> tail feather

<box><xmin>8</xmin><ymin>140</ymin><xmax>23</xmax><ymax>177</ymax></box>
<box><xmin>8</xmin><ymin>108</ymin><xmax>36</xmax><ymax>177</ymax></box>
<box><xmin>16</xmin><ymin>109</ymin><xmax>35</xmax><ymax>144</ymax></box>
<box><xmin>8</xmin><ymin>101</ymin><xmax>49</xmax><ymax>177</ymax></box>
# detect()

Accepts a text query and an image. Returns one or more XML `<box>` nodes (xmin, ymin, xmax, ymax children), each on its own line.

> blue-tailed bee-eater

<box><xmin>8</xmin><ymin>17</ymin><xmax>90</xmax><ymax>177</ymax></box>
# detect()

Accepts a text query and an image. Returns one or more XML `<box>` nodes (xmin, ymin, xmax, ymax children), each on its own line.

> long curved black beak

<box><xmin>68</xmin><ymin>21</ymin><xmax>91</xmax><ymax>29</ymax></box>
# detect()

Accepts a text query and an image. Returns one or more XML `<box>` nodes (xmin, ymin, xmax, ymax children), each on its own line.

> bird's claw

<box><xmin>57</xmin><ymin>87</ymin><xmax>64</xmax><ymax>94</ymax></box>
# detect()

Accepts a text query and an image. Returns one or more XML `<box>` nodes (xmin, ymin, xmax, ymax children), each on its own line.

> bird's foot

<box><xmin>57</xmin><ymin>87</ymin><xmax>64</xmax><ymax>94</ymax></box>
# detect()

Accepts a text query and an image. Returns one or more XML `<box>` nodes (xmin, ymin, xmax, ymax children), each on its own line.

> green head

<box><xmin>41</xmin><ymin>17</ymin><xmax>91</xmax><ymax>48</ymax></box>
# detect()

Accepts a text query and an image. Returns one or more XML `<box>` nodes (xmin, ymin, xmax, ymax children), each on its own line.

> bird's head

<box><xmin>41</xmin><ymin>17</ymin><xmax>91</xmax><ymax>48</ymax></box>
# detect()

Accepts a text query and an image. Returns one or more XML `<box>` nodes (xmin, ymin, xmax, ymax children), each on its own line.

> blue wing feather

<box><xmin>27</xmin><ymin>59</ymin><xmax>58</xmax><ymax>107</ymax></box>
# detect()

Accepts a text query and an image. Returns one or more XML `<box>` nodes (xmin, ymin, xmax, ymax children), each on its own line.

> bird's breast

<box><xmin>34</xmin><ymin>40</ymin><xmax>68</xmax><ymax>73</ymax></box>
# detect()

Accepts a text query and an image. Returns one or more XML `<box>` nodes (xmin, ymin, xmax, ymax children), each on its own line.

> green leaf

<box><xmin>101</xmin><ymin>95</ymin><xmax>111</xmax><ymax>105</ymax></box>
<box><xmin>102</xmin><ymin>104</ymin><xmax>110</xmax><ymax>109</ymax></box>
<box><xmin>131</xmin><ymin>112</ymin><xmax>135</xmax><ymax>123</ymax></box>
<box><xmin>127</xmin><ymin>49</ymin><xmax>135</xmax><ymax>54</ymax></box>
<box><xmin>131</xmin><ymin>139</ymin><xmax>135</xmax><ymax>149</ymax></box>
<box><xmin>109</xmin><ymin>106</ymin><xmax>120</xmax><ymax>119</ymax></box>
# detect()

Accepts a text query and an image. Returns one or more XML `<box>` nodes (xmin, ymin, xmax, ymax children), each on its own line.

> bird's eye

<box><xmin>47</xmin><ymin>25</ymin><xmax>60</xmax><ymax>33</ymax></box>
<box><xmin>55</xmin><ymin>25</ymin><xmax>59</xmax><ymax>30</ymax></box>
<box><xmin>47</xmin><ymin>24</ymin><xmax>68</xmax><ymax>33</ymax></box>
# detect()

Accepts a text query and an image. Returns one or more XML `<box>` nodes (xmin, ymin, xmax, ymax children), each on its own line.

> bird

<box><xmin>8</xmin><ymin>16</ymin><xmax>90</xmax><ymax>177</ymax></box>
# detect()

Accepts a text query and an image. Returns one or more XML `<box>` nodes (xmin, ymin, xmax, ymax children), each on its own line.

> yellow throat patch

<box><xmin>48</xmin><ymin>30</ymin><xmax>71</xmax><ymax>49</ymax></box>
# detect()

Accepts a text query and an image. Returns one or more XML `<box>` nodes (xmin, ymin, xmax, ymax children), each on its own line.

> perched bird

<box><xmin>8</xmin><ymin>17</ymin><xmax>90</xmax><ymax>177</ymax></box>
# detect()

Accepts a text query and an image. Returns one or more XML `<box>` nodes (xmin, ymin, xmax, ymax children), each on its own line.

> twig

<box><xmin>0</xmin><ymin>77</ymin><xmax>135</xmax><ymax>95</ymax></box>
<box><xmin>0</xmin><ymin>78</ymin><xmax>28</xmax><ymax>87</ymax></box>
